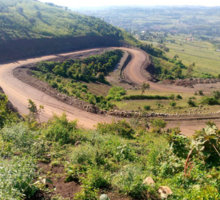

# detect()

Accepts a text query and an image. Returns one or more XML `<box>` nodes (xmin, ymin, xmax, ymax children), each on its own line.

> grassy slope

<box><xmin>165</xmin><ymin>35</ymin><xmax>220</xmax><ymax>76</ymax></box>
<box><xmin>0</xmin><ymin>0</ymin><xmax>138</xmax><ymax>45</ymax></box>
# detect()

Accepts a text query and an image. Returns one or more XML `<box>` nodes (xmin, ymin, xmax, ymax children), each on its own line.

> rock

<box><xmin>158</xmin><ymin>186</ymin><xmax>173</xmax><ymax>199</ymax></box>
<box><xmin>143</xmin><ymin>177</ymin><xmax>155</xmax><ymax>186</ymax></box>
<box><xmin>100</xmin><ymin>194</ymin><xmax>110</xmax><ymax>200</ymax></box>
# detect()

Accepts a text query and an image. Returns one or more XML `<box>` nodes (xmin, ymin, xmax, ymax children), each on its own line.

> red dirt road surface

<box><xmin>0</xmin><ymin>47</ymin><xmax>220</xmax><ymax>135</ymax></box>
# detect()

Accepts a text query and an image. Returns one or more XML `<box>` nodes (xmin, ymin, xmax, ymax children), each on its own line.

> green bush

<box><xmin>169</xmin><ymin>101</ymin><xmax>176</xmax><ymax>107</ymax></box>
<box><xmin>112</xmin><ymin>165</ymin><xmax>147</xmax><ymax>198</ymax></box>
<box><xmin>107</xmin><ymin>87</ymin><xmax>126</xmax><ymax>101</ymax></box>
<box><xmin>187</xmin><ymin>99</ymin><xmax>196</xmax><ymax>107</ymax></box>
<box><xmin>144</xmin><ymin>105</ymin><xmax>151</xmax><ymax>111</ymax></box>
<box><xmin>201</xmin><ymin>97</ymin><xmax>219</xmax><ymax>105</ymax></box>
<box><xmin>176</xmin><ymin>94</ymin><xmax>182</xmax><ymax>100</ymax></box>
<box><xmin>212</xmin><ymin>90</ymin><xmax>220</xmax><ymax>99</ymax></box>
<box><xmin>70</xmin><ymin>144</ymin><xmax>97</xmax><ymax>165</ymax></box>
<box><xmin>82</xmin><ymin>167</ymin><xmax>111</xmax><ymax>189</ymax></box>
<box><xmin>0</xmin><ymin>123</ymin><xmax>46</xmax><ymax>156</ymax></box>
<box><xmin>0</xmin><ymin>157</ymin><xmax>37</xmax><ymax>199</ymax></box>
<box><xmin>150</xmin><ymin>119</ymin><xmax>167</xmax><ymax>133</ymax></box>
<box><xmin>168</xmin><ymin>94</ymin><xmax>175</xmax><ymax>100</ymax></box>
<box><xmin>97</xmin><ymin>120</ymin><xmax>135</xmax><ymax>139</ymax></box>
<box><xmin>50</xmin><ymin>81</ymin><xmax>58</xmax><ymax>88</ymax></box>
<box><xmin>198</xmin><ymin>90</ymin><xmax>204</xmax><ymax>95</ymax></box>
<box><xmin>44</xmin><ymin>113</ymin><xmax>77</xmax><ymax>145</ymax></box>
<box><xmin>0</xmin><ymin>94</ymin><xmax>18</xmax><ymax>128</ymax></box>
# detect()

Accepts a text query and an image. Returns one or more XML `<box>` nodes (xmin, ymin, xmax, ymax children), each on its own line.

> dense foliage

<box><xmin>34</xmin><ymin>50</ymin><xmax>123</xmax><ymax>82</ymax></box>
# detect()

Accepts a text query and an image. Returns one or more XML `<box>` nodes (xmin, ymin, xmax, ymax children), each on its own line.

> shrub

<box><xmin>112</xmin><ymin>165</ymin><xmax>147</xmax><ymax>198</ymax></box>
<box><xmin>107</xmin><ymin>87</ymin><xmax>126</xmax><ymax>101</ymax></box>
<box><xmin>144</xmin><ymin>105</ymin><xmax>151</xmax><ymax>111</ymax></box>
<box><xmin>150</xmin><ymin>119</ymin><xmax>167</xmax><ymax>133</ymax></box>
<box><xmin>0</xmin><ymin>95</ymin><xmax>18</xmax><ymax>128</ymax></box>
<box><xmin>74</xmin><ymin>185</ymin><xmax>98</xmax><ymax>200</ymax></box>
<box><xmin>169</xmin><ymin>101</ymin><xmax>176</xmax><ymax>107</ymax></box>
<box><xmin>97</xmin><ymin>120</ymin><xmax>135</xmax><ymax>139</ymax></box>
<box><xmin>0</xmin><ymin>157</ymin><xmax>37</xmax><ymax>199</ymax></box>
<box><xmin>1</xmin><ymin>123</ymin><xmax>38</xmax><ymax>154</ymax></box>
<box><xmin>187</xmin><ymin>99</ymin><xmax>196</xmax><ymax>107</ymax></box>
<box><xmin>44</xmin><ymin>113</ymin><xmax>77</xmax><ymax>145</ymax></box>
<box><xmin>176</xmin><ymin>94</ymin><xmax>182</xmax><ymax>100</ymax></box>
<box><xmin>82</xmin><ymin>167</ymin><xmax>111</xmax><ymax>189</ymax></box>
<box><xmin>168</xmin><ymin>94</ymin><xmax>175</xmax><ymax>100</ymax></box>
<box><xmin>50</xmin><ymin>81</ymin><xmax>58</xmax><ymax>88</ymax></box>
<box><xmin>212</xmin><ymin>90</ymin><xmax>220</xmax><ymax>99</ymax></box>
<box><xmin>70</xmin><ymin>144</ymin><xmax>97</xmax><ymax>165</ymax></box>
<box><xmin>198</xmin><ymin>90</ymin><xmax>204</xmax><ymax>95</ymax></box>
<box><xmin>200</xmin><ymin>97</ymin><xmax>219</xmax><ymax>105</ymax></box>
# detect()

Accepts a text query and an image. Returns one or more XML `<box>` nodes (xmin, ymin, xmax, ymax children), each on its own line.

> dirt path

<box><xmin>0</xmin><ymin>48</ymin><xmax>117</xmax><ymax>129</ymax></box>
<box><xmin>0</xmin><ymin>47</ymin><xmax>219</xmax><ymax>135</ymax></box>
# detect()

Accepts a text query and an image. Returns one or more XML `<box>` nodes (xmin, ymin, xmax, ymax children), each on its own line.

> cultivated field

<box><xmin>165</xmin><ymin>35</ymin><xmax>220</xmax><ymax>76</ymax></box>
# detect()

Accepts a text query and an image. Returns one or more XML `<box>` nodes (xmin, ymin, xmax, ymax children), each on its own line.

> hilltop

<box><xmin>0</xmin><ymin>0</ymin><xmax>139</xmax><ymax>62</ymax></box>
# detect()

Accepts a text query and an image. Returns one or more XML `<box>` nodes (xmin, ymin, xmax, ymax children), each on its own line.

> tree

<box><xmin>212</xmin><ymin>90</ymin><xmax>220</xmax><ymax>100</ymax></box>
<box><xmin>174</xmin><ymin>54</ymin><xmax>179</xmax><ymax>60</ymax></box>
<box><xmin>170</xmin><ymin>101</ymin><xmax>176</xmax><ymax>108</ymax></box>
<box><xmin>187</xmin><ymin>64</ymin><xmax>194</xmax><ymax>78</ymax></box>
<box><xmin>174</xmin><ymin>67</ymin><xmax>182</xmax><ymax>78</ymax></box>
<box><xmin>150</xmin><ymin>119</ymin><xmax>167</xmax><ymax>133</ymax></box>
<box><xmin>141</xmin><ymin>82</ymin><xmax>150</xmax><ymax>95</ymax></box>
<box><xmin>27</xmin><ymin>99</ymin><xmax>44</xmax><ymax>124</ymax></box>
<box><xmin>36</xmin><ymin>11</ymin><xmax>42</xmax><ymax>19</ymax></box>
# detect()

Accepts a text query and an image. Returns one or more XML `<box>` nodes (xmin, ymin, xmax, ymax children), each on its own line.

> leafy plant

<box><xmin>97</xmin><ymin>120</ymin><xmax>135</xmax><ymax>139</ymax></box>
<box><xmin>169</xmin><ymin>101</ymin><xmax>177</xmax><ymax>107</ymax></box>
<box><xmin>188</xmin><ymin>99</ymin><xmax>197</xmax><ymax>107</ymax></box>
<box><xmin>44</xmin><ymin>113</ymin><xmax>77</xmax><ymax>145</ymax></box>
<box><xmin>144</xmin><ymin>105</ymin><xmax>151</xmax><ymax>111</ymax></box>
<box><xmin>150</xmin><ymin>119</ymin><xmax>167</xmax><ymax>133</ymax></box>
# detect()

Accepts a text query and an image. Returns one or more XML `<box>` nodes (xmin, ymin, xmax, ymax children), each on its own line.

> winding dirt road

<box><xmin>0</xmin><ymin>47</ymin><xmax>220</xmax><ymax>135</ymax></box>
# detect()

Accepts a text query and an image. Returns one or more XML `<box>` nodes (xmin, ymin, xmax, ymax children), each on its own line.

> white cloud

<box><xmin>39</xmin><ymin>0</ymin><xmax>220</xmax><ymax>7</ymax></box>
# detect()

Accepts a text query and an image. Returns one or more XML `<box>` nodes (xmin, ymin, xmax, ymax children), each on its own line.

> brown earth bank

<box><xmin>163</xmin><ymin>78</ymin><xmax>220</xmax><ymax>88</ymax></box>
<box><xmin>0</xmin><ymin>36</ymin><xmax>126</xmax><ymax>63</ymax></box>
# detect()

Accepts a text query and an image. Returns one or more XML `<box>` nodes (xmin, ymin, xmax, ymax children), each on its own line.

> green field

<box><xmin>165</xmin><ymin>35</ymin><xmax>220</xmax><ymax>76</ymax></box>
<box><xmin>114</xmin><ymin>89</ymin><xmax>220</xmax><ymax>115</ymax></box>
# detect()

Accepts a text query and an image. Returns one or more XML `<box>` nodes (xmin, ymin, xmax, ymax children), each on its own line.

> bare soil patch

<box><xmin>38</xmin><ymin>162</ymin><xmax>81</xmax><ymax>199</ymax></box>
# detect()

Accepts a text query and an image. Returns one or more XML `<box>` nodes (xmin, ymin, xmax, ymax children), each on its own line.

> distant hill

<box><xmin>0</xmin><ymin>0</ymin><xmax>139</xmax><ymax>62</ymax></box>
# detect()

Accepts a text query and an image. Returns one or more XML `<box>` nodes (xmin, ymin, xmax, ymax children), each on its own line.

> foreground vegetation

<box><xmin>0</xmin><ymin>90</ymin><xmax>220</xmax><ymax>199</ymax></box>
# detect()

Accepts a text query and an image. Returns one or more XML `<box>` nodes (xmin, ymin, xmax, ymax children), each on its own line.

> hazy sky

<box><xmin>39</xmin><ymin>0</ymin><xmax>220</xmax><ymax>8</ymax></box>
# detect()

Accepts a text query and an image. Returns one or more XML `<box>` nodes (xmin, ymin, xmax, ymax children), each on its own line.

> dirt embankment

<box><xmin>0</xmin><ymin>36</ymin><xmax>125</xmax><ymax>63</ymax></box>
<box><xmin>163</xmin><ymin>78</ymin><xmax>220</xmax><ymax>88</ymax></box>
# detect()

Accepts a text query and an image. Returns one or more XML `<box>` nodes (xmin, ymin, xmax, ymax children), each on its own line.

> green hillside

<box><xmin>0</xmin><ymin>0</ymin><xmax>138</xmax><ymax>45</ymax></box>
